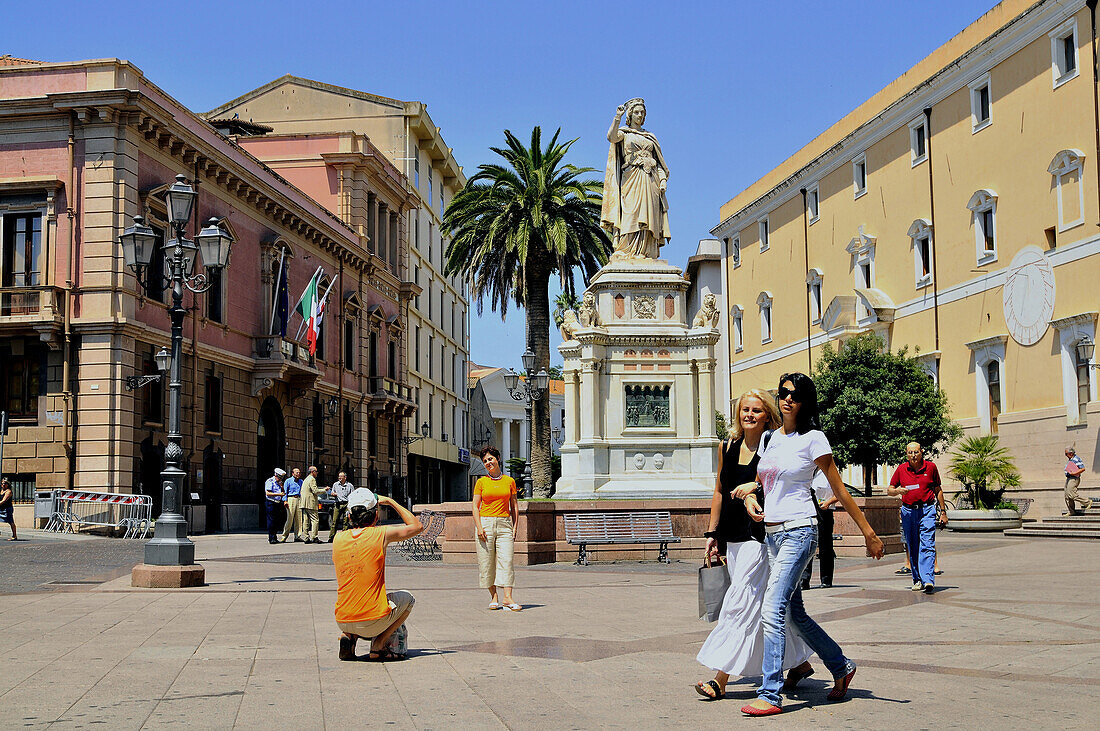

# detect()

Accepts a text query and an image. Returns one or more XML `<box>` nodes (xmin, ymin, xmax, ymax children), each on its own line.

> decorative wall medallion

<box><xmin>1002</xmin><ymin>245</ymin><xmax>1056</xmax><ymax>346</ymax></box>
<box><xmin>653</xmin><ymin>453</ymin><xmax>665</xmax><ymax>470</ymax></box>
<box><xmin>633</xmin><ymin>453</ymin><xmax>646</xmax><ymax>470</ymax></box>
<box><xmin>634</xmin><ymin>295</ymin><xmax>657</xmax><ymax>319</ymax></box>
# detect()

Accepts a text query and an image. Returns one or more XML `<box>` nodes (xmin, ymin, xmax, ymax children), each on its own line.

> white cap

<box><xmin>273</xmin><ymin>468</ymin><xmax>287</xmax><ymax>477</ymax></box>
<box><xmin>347</xmin><ymin>487</ymin><xmax>378</xmax><ymax>510</ymax></box>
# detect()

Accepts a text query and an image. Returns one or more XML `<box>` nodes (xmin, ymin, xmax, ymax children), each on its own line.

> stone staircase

<box><xmin>1004</xmin><ymin>504</ymin><xmax>1100</xmax><ymax>540</ymax></box>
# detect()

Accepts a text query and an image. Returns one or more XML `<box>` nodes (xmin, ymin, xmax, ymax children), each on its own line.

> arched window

<box><xmin>907</xmin><ymin>218</ymin><xmax>933</xmax><ymax>288</ymax></box>
<box><xmin>1048</xmin><ymin>149</ymin><xmax>1085</xmax><ymax>232</ymax></box>
<box><xmin>756</xmin><ymin>291</ymin><xmax>773</xmax><ymax>344</ymax></box>
<box><xmin>967</xmin><ymin>189</ymin><xmax>998</xmax><ymax>264</ymax></box>
<box><xmin>731</xmin><ymin>305</ymin><xmax>744</xmax><ymax>353</ymax></box>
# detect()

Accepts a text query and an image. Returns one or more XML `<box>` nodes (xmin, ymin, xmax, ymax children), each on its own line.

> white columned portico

<box><xmin>501</xmin><ymin>418</ymin><xmax>512</xmax><ymax>458</ymax></box>
<box><xmin>519</xmin><ymin>418</ymin><xmax>529</xmax><ymax>459</ymax></box>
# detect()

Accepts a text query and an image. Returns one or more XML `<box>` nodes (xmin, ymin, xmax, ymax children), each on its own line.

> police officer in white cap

<box><xmin>264</xmin><ymin>468</ymin><xmax>287</xmax><ymax>544</ymax></box>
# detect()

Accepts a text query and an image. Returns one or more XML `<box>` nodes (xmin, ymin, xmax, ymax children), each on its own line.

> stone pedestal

<box><xmin>556</xmin><ymin>257</ymin><xmax>719</xmax><ymax>498</ymax></box>
<box><xmin>131</xmin><ymin>563</ymin><xmax>206</xmax><ymax>588</ymax></box>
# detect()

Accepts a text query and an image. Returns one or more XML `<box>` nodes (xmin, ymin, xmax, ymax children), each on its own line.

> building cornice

<box><xmin>712</xmin><ymin>0</ymin><xmax>1083</xmax><ymax>238</ymax></box>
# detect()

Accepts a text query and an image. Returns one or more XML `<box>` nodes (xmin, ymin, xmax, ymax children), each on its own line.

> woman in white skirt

<box><xmin>694</xmin><ymin>389</ymin><xmax>812</xmax><ymax>700</ymax></box>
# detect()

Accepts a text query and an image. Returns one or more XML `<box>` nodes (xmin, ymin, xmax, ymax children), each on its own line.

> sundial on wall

<box><xmin>1002</xmin><ymin>245</ymin><xmax>1056</xmax><ymax>346</ymax></box>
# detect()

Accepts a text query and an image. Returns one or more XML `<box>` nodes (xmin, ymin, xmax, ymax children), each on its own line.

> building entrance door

<box><xmin>257</xmin><ymin>397</ymin><xmax>285</xmax><ymax>527</ymax></box>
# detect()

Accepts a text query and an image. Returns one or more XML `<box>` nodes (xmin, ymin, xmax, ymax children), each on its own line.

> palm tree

<box><xmin>553</xmin><ymin>291</ymin><xmax>581</xmax><ymax>330</ymax></box>
<box><xmin>948</xmin><ymin>435</ymin><xmax>1021</xmax><ymax>509</ymax></box>
<box><xmin>444</xmin><ymin>127</ymin><xmax>611</xmax><ymax>497</ymax></box>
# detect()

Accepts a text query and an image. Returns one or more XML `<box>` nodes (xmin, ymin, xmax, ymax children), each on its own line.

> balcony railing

<box><xmin>367</xmin><ymin>376</ymin><xmax>415</xmax><ymax>403</ymax></box>
<box><xmin>0</xmin><ymin>285</ymin><xmax>64</xmax><ymax>320</ymax></box>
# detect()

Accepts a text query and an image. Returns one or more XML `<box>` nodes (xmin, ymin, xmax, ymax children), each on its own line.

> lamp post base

<box><xmin>131</xmin><ymin>563</ymin><xmax>206</xmax><ymax>588</ymax></box>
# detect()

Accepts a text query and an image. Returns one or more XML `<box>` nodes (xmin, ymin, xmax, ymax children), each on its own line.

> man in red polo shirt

<box><xmin>888</xmin><ymin>442</ymin><xmax>945</xmax><ymax>594</ymax></box>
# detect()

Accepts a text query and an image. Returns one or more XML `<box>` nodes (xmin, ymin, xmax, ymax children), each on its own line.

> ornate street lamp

<box><xmin>125</xmin><ymin>347</ymin><xmax>170</xmax><ymax>391</ymax></box>
<box><xmin>119</xmin><ymin>174</ymin><xmax>233</xmax><ymax>577</ymax></box>
<box><xmin>402</xmin><ymin>421</ymin><xmax>431</xmax><ymax>445</ymax></box>
<box><xmin>505</xmin><ymin>348</ymin><xmax>550</xmax><ymax>498</ymax></box>
<box><xmin>1076</xmin><ymin>335</ymin><xmax>1096</xmax><ymax>366</ymax></box>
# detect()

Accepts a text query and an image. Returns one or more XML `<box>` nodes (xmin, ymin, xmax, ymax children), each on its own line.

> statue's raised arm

<box><xmin>600</xmin><ymin>98</ymin><xmax>671</xmax><ymax>260</ymax></box>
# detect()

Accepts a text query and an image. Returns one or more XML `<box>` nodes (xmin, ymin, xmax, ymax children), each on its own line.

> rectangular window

<box><xmin>758</xmin><ymin>218</ymin><xmax>769</xmax><ymax>253</ymax></box>
<box><xmin>970</xmin><ymin>74</ymin><xmax>992</xmax><ymax>132</ymax></box>
<box><xmin>143</xmin><ymin>225</ymin><xmax>166</xmax><ymax>302</ymax></box>
<box><xmin>806</xmin><ymin>186</ymin><xmax>819</xmax><ymax>223</ymax></box>
<box><xmin>5</xmin><ymin>473</ymin><xmax>35</xmax><ymax>503</ymax></box>
<box><xmin>368</xmin><ymin>415</ymin><xmax>377</xmax><ymax>456</ymax></box>
<box><xmin>428</xmin><ymin>335</ymin><xmax>434</xmax><ymax>381</ymax></box>
<box><xmin>388</xmin><ymin>421</ymin><xmax>396</xmax><ymax>459</ymax></box>
<box><xmin>414</xmin><ymin>156</ymin><xmax>420</xmax><ymax>189</ymax></box>
<box><xmin>0</xmin><ymin>339</ymin><xmax>43</xmax><ymax>419</ymax></box>
<box><xmin>206</xmin><ymin>267</ymin><xmax>224</xmax><ymax>323</ymax></box>
<box><xmin>313</xmin><ymin>400</ymin><xmax>325</xmax><ymax>452</ymax></box>
<box><xmin>2</xmin><ymin>213</ymin><xmax>43</xmax><ymax>288</ymax></box>
<box><xmin>428</xmin><ymin>166</ymin><xmax>434</xmax><ymax>206</ymax></box>
<box><xmin>909</xmin><ymin>118</ymin><xmax>927</xmax><ymax>166</ymax></box>
<box><xmin>853</xmin><ymin>155</ymin><xmax>867</xmax><ymax>197</ymax></box>
<box><xmin>980</xmin><ymin>209</ymin><xmax>995</xmax><ymax>253</ymax></box>
<box><xmin>760</xmin><ymin>305</ymin><xmax>772</xmax><ymax>344</ymax></box>
<box><xmin>917</xmin><ymin>236</ymin><xmax>931</xmax><ymax>279</ymax></box>
<box><xmin>733</xmin><ymin>310</ymin><xmax>743</xmax><ymax>353</ymax></box>
<box><xmin>810</xmin><ymin>281</ymin><xmax>822</xmax><ymax>324</ymax></box>
<box><xmin>987</xmin><ymin>360</ymin><xmax>1001</xmax><ymax>435</ymax></box>
<box><xmin>428</xmin><ymin>222</ymin><xmax>433</xmax><ymax>266</ymax></box>
<box><xmin>1051</xmin><ymin>19</ymin><xmax>1079</xmax><ymax>88</ymax></box>
<box><xmin>414</xmin><ymin>266</ymin><xmax>421</xmax><ymax>309</ymax></box>
<box><xmin>204</xmin><ymin>374</ymin><xmax>222</xmax><ymax>433</ymax></box>
<box><xmin>369</xmin><ymin>330</ymin><xmax>378</xmax><ymax>378</ymax></box>
<box><xmin>344</xmin><ymin>319</ymin><xmax>355</xmax><ymax>368</ymax></box>
<box><xmin>388</xmin><ymin>340</ymin><xmax>397</xmax><ymax>378</ymax></box>
<box><xmin>415</xmin><ymin>326</ymin><xmax>421</xmax><ymax>372</ymax></box>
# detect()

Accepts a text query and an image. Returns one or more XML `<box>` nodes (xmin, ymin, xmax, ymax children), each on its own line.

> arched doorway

<box><xmin>256</xmin><ymin>397</ymin><xmax>286</xmax><ymax>527</ymax></box>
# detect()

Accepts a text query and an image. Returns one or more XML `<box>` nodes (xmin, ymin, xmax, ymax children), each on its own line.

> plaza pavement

<box><xmin>0</xmin><ymin>529</ymin><xmax>1097</xmax><ymax>729</ymax></box>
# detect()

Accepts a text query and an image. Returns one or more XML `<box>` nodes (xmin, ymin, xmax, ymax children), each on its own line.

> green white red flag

<box><xmin>293</xmin><ymin>267</ymin><xmax>334</xmax><ymax>356</ymax></box>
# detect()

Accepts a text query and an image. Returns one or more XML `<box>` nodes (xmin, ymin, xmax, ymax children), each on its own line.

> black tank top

<box><xmin>715</xmin><ymin>437</ymin><xmax>766</xmax><ymax>549</ymax></box>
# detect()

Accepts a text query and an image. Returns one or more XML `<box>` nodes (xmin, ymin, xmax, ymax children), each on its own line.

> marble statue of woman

<box><xmin>601</xmin><ymin>98</ymin><xmax>671</xmax><ymax>259</ymax></box>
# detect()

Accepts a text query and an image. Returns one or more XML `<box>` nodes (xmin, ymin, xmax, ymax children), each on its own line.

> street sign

<box><xmin>458</xmin><ymin>447</ymin><xmax>470</xmax><ymax>465</ymax></box>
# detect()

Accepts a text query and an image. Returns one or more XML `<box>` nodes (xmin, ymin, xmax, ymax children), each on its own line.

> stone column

<box><xmin>563</xmin><ymin>369</ymin><xmax>578</xmax><ymax>445</ymax></box>
<box><xmin>377</xmin><ymin>203</ymin><xmax>388</xmax><ymax>264</ymax></box>
<box><xmin>366</xmin><ymin>192</ymin><xmax>377</xmax><ymax>255</ymax></box>
<box><xmin>579</xmin><ymin>362</ymin><xmax>598</xmax><ymax>440</ymax></box>
<box><xmin>519</xmin><ymin>417</ymin><xmax>529</xmax><ymax>459</ymax></box>
<box><xmin>697</xmin><ymin>359</ymin><xmax>716</xmax><ymax>438</ymax></box>
<box><xmin>501</xmin><ymin>417</ymin><xmax>512</xmax><ymax>459</ymax></box>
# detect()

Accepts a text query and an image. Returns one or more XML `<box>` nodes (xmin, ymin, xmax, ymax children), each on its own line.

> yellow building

<box><xmin>713</xmin><ymin>0</ymin><xmax>1099</xmax><ymax>515</ymax></box>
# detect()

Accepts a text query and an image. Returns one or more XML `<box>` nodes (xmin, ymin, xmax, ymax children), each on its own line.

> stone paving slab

<box><xmin>0</xmin><ymin>531</ymin><xmax>1097</xmax><ymax>729</ymax></box>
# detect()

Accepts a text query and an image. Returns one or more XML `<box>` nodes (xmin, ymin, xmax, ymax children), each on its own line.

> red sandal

<box><xmin>827</xmin><ymin>667</ymin><xmax>857</xmax><ymax>701</ymax></box>
<box><xmin>741</xmin><ymin>699</ymin><xmax>782</xmax><ymax>716</ymax></box>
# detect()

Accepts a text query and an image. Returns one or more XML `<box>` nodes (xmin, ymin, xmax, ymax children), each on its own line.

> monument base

<box><xmin>131</xmin><ymin>563</ymin><xmax>206</xmax><ymax>588</ymax></box>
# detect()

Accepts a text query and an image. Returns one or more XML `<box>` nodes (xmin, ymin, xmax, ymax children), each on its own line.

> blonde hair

<box><xmin>729</xmin><ymin>388</ymin><xmax>781</xmax><ymax>441</ymax></box>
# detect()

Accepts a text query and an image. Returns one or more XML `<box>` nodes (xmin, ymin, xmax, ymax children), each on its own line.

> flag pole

<box><xmin>268</xmin><ymin>247</ymin><xmax>286</xmax><ymax>335</ymax></box>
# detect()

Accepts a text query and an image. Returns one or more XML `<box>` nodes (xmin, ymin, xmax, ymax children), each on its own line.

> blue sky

<box><xmin>8</xmin><ymin>0</ymin><xmax>998</xmax><ymax>370</ymax></box>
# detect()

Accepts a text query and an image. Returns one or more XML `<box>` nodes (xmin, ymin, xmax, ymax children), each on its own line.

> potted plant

<box><xmin>946</xmin><ymin>435</ymin><xmax>1023</xmax><ymax>531</ymax></box>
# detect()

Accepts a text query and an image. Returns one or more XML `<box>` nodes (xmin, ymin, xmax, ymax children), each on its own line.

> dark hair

<box><xmin>478</xmin><ymin>445</ymin><xmax>501</xmax><ymax>462</ymax></box>
<box><xmin>778</xmin><ymin>372</ymin><xmax>821</xmax><ymax>434</ymax></box>
<box><xmin>348</xmin><ymin>505</ymin><xmax>378</xmax><ymax>528</ymax></box>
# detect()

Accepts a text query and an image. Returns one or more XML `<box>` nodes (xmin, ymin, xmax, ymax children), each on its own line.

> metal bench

<box><xmin>395</xmin><ymin>509</ymin><xmax>446</xmax><ymax>561</ymax></box>
<box><xmin>563</xmin><ymin>511</ymin><xmax>680</xmax><ymax>566</ymax></box>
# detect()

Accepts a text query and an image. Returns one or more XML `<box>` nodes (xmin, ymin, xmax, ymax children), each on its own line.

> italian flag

<box><xmin>293</xmin><ymin>267</ymin><xmax>334</xmax><ymax>356</ymax></box>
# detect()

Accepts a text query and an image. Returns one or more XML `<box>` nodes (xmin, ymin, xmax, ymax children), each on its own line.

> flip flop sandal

<box><xmin>694</xmin><ymin>679</ymin><xmax>724</xmax><ymax>700</ymax></box>
<box><xmin>338</xmin><ymin>636</ymin><xmax>357</xmax><ymax>661</ymax></box>
<box><xmin>893</xmin><ymin>567</ymin><xmax>911</xmax><ymax>574</ymax></box>
<box><xmin>367</xmin><ymin>649</ymin><xmax>407</xmax><ymax>662</ymax></box>
<box><xmin>488</xmin><ymin>602</ymin><xmax>502</xmax><ymax>610</ymax></box>
<box><xmin>502</xmin><ymin>603</ymin><xmax>523</xmax><ymax>611</ymax></box>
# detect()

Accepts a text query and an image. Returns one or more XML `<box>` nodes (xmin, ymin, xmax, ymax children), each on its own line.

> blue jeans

<box><xmin>758</xmin><ymin>525</ymin><xmax>854</xmax><ymax>707</ymax></box>
<box><xmin>901</xmin><ymin>503</ymin><xmax>936</xmax><ymax>586</ymax></box>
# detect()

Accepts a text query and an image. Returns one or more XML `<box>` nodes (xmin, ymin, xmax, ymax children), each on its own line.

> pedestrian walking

<box><xmin>300</xmin><ymin>465</ymin><xmax>324</xmax><ymax>544</ymax></box>
<box><xmin>735</xmin><ymin>372</ymin><xmax>884</xmax><ymax>717</ymax></box>
<box><xmin>695</xmin><ymin>389</ymin><xmax>810</xmax><ymax>701</ymax></box>
<box><xmin>264</xmin><ymin>468</ymin><xmax>287</xmax><ymax>544</ymax></box>
<box><xmin>887</xmin><ymin>442</ymin><xmax>945</xmax><ymax>594</ymax></box>
<box><xmin>1064</xmin><ymin>446</ymin><xmax>1090</xmax><ymax>515</ymax></box>
<box><xmin>280</xmin><ymin>467</ymin><xmax>304</xmax><ymax>542</ymax></box>
<box><xmin>334</xmin><ymin>487</ymin><xmax>423</xmax><ymax>661</ymax></box>
<box><xmin>802</xmin><ymin>470</ymin><xmax>837</xmax><ymax>590</ymax></box>
<box><xmin>473</xmin><ymin>446</ymin><xmax>521</xmax><ymax>611</ymax></box>
<box><xmin>327</xmin><ymin>472</ymin><xmax>354</xmax><ymax>542</ymax></box>
<box><xmin>0</xmin><ymin>477</ymin><xmax>17</xmax><ymax>540</ymax></box>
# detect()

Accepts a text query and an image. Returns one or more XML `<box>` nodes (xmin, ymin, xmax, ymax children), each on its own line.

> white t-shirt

<box><xmin>812</xmin><ymin>470</ymin><xmax>833</xmax><ymax>505</ymax></box>
<box><xmin>756</xmin><ymin>428</ymin><xmax>833</xmax><ymax>522</ymax></box>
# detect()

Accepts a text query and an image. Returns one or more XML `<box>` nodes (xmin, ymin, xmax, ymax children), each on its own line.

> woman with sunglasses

<box><xmin>737</xmin><ymin>373</ymin><xmax>885</xmax><ymax>717</ymax></box>
<box><xmin>694</xmin><ymin>389</ymin><xmax>810</xmax><ymax>700</ymax></box>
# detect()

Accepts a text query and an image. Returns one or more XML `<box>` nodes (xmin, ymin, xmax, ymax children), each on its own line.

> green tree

<box><xmin>553</xmin><ymin>291</ymin><xmax>581</xmax><ymax>330</ymax></box>
<box><xmin>444</xmin><ymin>127</ymin><xmax>612</xmax><ymax>497</ymax></box>
<box><xmin>814</xmin><ymin>332</ymin><xmax>962</xmax><ymax>492</ymax></box>
<box><xmin>948</xmin><ymin>435</ymin><xmax>1020</xmax><ymax>509</ymax></box>
<box><xmin>715</xmin><ymin>411</ymin><xmax>729</xmax><ymax>441</ymax></box>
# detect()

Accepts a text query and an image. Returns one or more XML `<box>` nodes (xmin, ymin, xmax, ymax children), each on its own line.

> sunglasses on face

<box><xmin>776</xmin><ymin>386</ymin><xmax>801</xmax><ymax>402</ymax></box>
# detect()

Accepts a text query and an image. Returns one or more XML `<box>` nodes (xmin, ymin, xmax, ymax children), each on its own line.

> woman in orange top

<box><xmin>333</xmin><ymin>487</ymin><xmax>422</xmax><ymax>661</ymax></box>
<box><xmin>473</xmin><ymin>446</ymin><xmax>521</xmax><ymax>611</ymax></box>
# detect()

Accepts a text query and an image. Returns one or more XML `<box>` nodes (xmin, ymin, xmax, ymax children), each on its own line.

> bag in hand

<box><xmin>698</xmin><ymin>554</ymin><xmax>731</xmax><ymax>622</ymax></box>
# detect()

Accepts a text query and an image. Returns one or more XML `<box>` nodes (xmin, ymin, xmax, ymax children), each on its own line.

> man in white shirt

<box><xmin>327</xmin><ymin>471</ymin><xmax>354</xmax><ymax>542</ymax></box>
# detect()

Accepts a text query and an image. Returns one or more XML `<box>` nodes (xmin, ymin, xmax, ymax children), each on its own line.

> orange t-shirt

<box><xmin>332</xmin><ymin>526</ymin><xmax>390</xmax><ymax>623</ymax></box>
<box><xmin>475</xmin><ymin>475</ymin><xmax>516</xmax><ymax>518</ymax></box>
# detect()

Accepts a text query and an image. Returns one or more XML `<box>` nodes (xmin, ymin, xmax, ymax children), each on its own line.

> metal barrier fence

<box><xmin>44</xmin><ymin>490</ymin><xmax>154</xmax><ymax>539</ymax></box>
